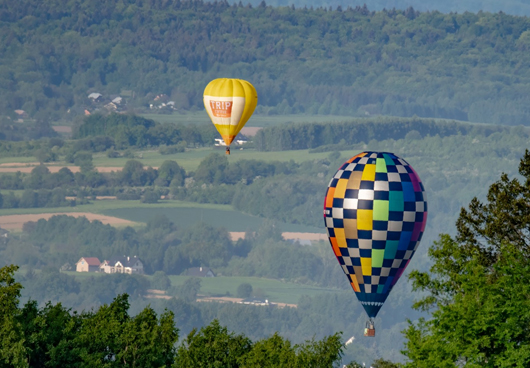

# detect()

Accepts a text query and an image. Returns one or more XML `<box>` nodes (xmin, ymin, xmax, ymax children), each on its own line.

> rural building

<box><xmin>239</xmin><ymin>297</ymin><xmax>270</xmax><ymax>306</ymax></box>
<box><xmin>186</xmin><ymin>267</ymin><xmax>215</xmax><ymax>277</ymax></box>
<box><xmin>99</xmin><ymin>256</ymin><xmax>144</xmax><ymax>274</ymax></box>
<box><xmin>104</xmin><ymin>102</ymin><xmax>117</xmax><ymax>111</ymax></box>
<box><xmin>214</xmin><ymin>138</ymin><xmax>226</xmax><ymax>146</ymax></box>
<box><xmin>76</xmin><ymin>257</ymin><xmax>101</xmax><ymax>272</ymax></box>
<box><xmin>88</xmin><ymin>92</ymin><xmax>102</xmax><ymax>101</ymax></box>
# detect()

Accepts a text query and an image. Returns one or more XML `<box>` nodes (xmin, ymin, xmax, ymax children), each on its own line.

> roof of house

<box><xmin>88</xmin><ymin>92</ymin><xmax>102</xmax><ymax>99</ymax></box>
<box><xmin>78</xmin><ymin>257</ymin><xmax>101</xmax><ymax>266</ymax></box>
<box><xmin>107</xmin><ymin>255</ymin><xmax>143</xmax><ymax>268</ymax></box>
<box><xmin>187</xmin><ymin>267</ymin><xmax>215</xmax><ymax>277</ymax></box>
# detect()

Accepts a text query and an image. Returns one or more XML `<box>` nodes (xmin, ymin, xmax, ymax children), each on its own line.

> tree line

<box><xmin>74</xmin><ymin>113</ymin><xmax>218</xmax><ymax>149</ymax></box>
<box><xmin>253</xmin><ymin>117</ymin><xmax>519</xmax><ymax>151</ymax></box>
<box><xmin>1</xmin><ymin>264</ymin><xmax>353</xmax><ymax>367</ymax></box>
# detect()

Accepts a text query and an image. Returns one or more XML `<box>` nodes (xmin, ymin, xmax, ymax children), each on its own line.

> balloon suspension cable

<box><xmin>225</xmin><ymin>146</ymin><xmax>231</xmax><ymax>155</ymax></box>
<box><xmin>364</xmin><ymin>318</ymin><xmax>376</xmax><ymax>337</ymax></box>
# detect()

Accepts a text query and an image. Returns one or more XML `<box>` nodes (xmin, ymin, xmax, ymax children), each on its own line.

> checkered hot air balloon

<box><xmin>323</xmin><ymin>152</ymin><xmax>427</xmax><ymax>335</ymax></box>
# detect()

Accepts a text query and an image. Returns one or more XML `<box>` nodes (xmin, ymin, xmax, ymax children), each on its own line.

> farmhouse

<box><xmin>186</xmin><ymin>267</ymin><xmax>215</xmax><ymax>277</ymax></box>
<box><xmin>76</xmin><ymin>257</ymin><xmax>101</xmax><ymax>272</ymax></box>
<box><xmin>88</xmin><ymin>92</ymin><xmax>102</xmax><ymax>101</ymax></box>
<box><xmin>100</xmin><ymin>256</ymin><xmax>144</xmax><ymax>274</ymax></box>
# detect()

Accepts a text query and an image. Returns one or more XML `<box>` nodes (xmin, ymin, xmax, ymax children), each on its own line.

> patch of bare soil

<box><xmin>229</xmin><ymin>232</ymin><xmax>326</xmax><ymax>242</ymax></box>
<box><xmin>145</xmin><ymin>289</ymin><xmax>172</xmax><ymax>300</ymax></box>
<box><xmin>0</xmin><ymin>166</ymin><xmax>124</xmax><ymax>173</ymax></box>
<box><xmin>0</xmin><ymin>213</ymin><xmax>137</xmax><ymax>231</ymax></box>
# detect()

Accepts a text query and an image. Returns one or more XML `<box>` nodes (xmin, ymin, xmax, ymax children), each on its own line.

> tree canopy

<box><xmin>0</xmin><ymin>263</ymin><xmax>349</xmax><ymax>367</ymax></box>
<box><xmin>402</xmin><ymin>149</ymin><xmax>530</xmax><ymax>366</ymax></box>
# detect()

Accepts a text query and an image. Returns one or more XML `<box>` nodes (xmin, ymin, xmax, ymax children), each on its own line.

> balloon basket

<box><xmin>364</xmin><ymin>319</ymin><xmax>375</xmax><ymax>337</ymax></box>
<box><xmin>225</xmin><ymin>147</ymin><xmax>230</xmax><ymax>155</ymax></box>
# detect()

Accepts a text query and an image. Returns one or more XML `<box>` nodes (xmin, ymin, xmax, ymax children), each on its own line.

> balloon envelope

<box><xmin>323</xmin><ymin>152</ymin><xmax>427</xmax><ymax>318</ymax></box>
<box><xmin>203</xmin><ymin>78</ymin><xmax>257</xmax><ymax>146</ymax></box>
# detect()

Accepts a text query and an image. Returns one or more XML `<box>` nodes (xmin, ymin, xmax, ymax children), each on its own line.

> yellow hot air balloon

<box><xmin>203</xmin><ymin>78</ymin><xmax>257</xmax><ymax>154</ymax></box>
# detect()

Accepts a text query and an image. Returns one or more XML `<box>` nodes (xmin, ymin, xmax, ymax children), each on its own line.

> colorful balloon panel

<box><xmin>203</xmin><ymin>78</ymin><xmax>258</xmax><ymax>146</ymax></box>
<box><xmin>323</xmin><ymin>152</ymin><xmax>427</xmax><ymax>318</ymax></box>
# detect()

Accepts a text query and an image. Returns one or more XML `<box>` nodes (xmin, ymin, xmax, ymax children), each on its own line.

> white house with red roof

<box><xmin>76</xmin><ymin>257</ymin><xmax>101</xmax><ymax>272</ymax></box>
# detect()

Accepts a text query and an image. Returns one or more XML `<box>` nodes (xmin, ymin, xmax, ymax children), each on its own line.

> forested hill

<box><xmin>235</xmin><ymin>0</ymin><xmax>530</xmax><ymax>17</ymax></box>
<box><xmin>2</xmin><ymin>0</ymin><xmax>530</xmax><ymax>125</ymax></box>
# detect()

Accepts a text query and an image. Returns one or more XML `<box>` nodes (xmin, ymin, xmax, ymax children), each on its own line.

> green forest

<box><xmin>2</xmin><ymin>0</ymin><xmax>530</xmax><ymax>125</ymax></box>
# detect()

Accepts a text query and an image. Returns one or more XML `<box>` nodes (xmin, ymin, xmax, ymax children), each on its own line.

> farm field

<box><xmin>101</xmin><ymin>206</ymin><xmax>324</xmax><ymax>233</ymax></box>
<box><xmin>0</xmin><ymin>156</ymin><xmax>41</xmax><ymax>165</ymax></box>
<box><xmin>0</xmin><ymin>164</ymin><xmax>124</xmax><ymax>173</ymax></box>
<box><xmin>167</xmin><ymin>275</ymin><xmax>346</xmax><ymax>305</ymax></box>
<box><xmin>90</xmin><ymin>147</ymin><xmax>362</xmax><ymax>172</ymax></box>
<box><xmin>0</xmin><ymin>147</ymin><xmax>363</xmax><ymax>173</ymax></box>
<box><xmin>0</xmin><ymin>212</ymin><xmax>138</xmax><ymax>231</ymax></box>
<box><xmin>0</xmin><ymin>199</ymin><xmax>324</xmax><ymax>233</ymax></box>
<box><xmin>63</xmin><ymin>272</ymin><xmax>346</xmax><ymax>305</ymax></box>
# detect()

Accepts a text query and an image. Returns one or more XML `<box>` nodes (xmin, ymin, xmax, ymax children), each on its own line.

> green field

<box><xmin>62</xmin><ymin>272</ymin><xmax>346</xmax><ymax>304</ymax></box>
<box><xmin>0</xmin><ymin>199</ymin><xmax>324</xmax><ymax>233</ymax></box>
<box><xmin>168</xmin><ymin>275</ymin><xmax>347</xmax><ymax>305</ymax></box>
<box><xmin>0</xmin><ymin>156</ymin><xmax>39</xmax><ymax>164</ymax></box>
<box><xmin>0</xmin><ymin>199</ymin><xmax>231</xmax><ymax>223</ymax></box>
<box><xmin>102</xmin><ymin>206</ymin><xmax>323</xmax><ymax>233</ymax></box>
<box><xmin>141</xmin><ymin>112</ymin><xmax>355</xmax><ymax>128</ymax></box>
<box><xmin>0</xmin><ymin>147</ymin><xmax>362</xmax><ymax>173</ymax></box>
<box><xmin>90</xmin><ymin>147</ymin><xmax>362</xmax><ymax>172</ymax></box>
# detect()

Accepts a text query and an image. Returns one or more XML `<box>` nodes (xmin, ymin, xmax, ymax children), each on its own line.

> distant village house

<box><xmin>88</xmin><ymin>92</ymin><xmax>102</xmax><ymax>101</ymax></box>
<box><xmin>75</xmin><ymin>256</ymin><xmax>144</xmax><ymax>274</ymax></box>
<box><xmin>76</xmin><ymin>257</ymin><xmax>101</xmax><ymax>272</ymax></box>
<box><xmin>186</xmin><ymin>267</ymin><xmax>215</xmax><ymax>277</ymax></box>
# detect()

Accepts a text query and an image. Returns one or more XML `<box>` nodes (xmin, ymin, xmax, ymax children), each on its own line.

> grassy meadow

<box><xmin>0</xmin><ymin>198</ymin><xmax>324</xmax><ymax>233</ymax></box>
<box><xmin>61</xmin><ymin>271</ymin><xmax>344</xmax><ymax>305</ymax></box>
<box><xmin>101</xmin><ymin>206</ymin><xmax>323</xmax><ymax>233</ymax></box>
<box><xmin>167</xmin><ymin>275</ymin><xmax>346</xmax><ymax>305</ymax></box>
<box><xmin>89</xmin><ymin>147</ymin><xmax>363</xmax><ymax>172</ymax></box>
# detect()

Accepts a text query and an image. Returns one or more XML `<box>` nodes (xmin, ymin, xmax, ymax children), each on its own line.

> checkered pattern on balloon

<box><xmin>324</xmin><ymin>152</ymin><xmax>428</xmax><ymax>318</ymax></box>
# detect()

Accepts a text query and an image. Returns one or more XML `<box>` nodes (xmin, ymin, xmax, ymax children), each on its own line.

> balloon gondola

<box><xmin>323</xmin><ymin>152</ymin><xmax>428</xmax><ymax>336</ymax></box>
<box><xmin>203</xmin><ymin>78</ymin><xmax>257</xmax><ymax>155</ymax></box>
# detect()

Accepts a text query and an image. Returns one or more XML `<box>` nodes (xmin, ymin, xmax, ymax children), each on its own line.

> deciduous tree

<box><xmin>403</xmin><ymin>150</ymin><xmax>530</xmax><ymax>366</ymax></box>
